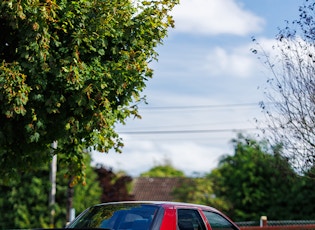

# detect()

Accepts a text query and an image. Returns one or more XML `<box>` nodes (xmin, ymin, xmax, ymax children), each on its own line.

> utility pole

<box><xmin>49</xmin><ymin>141</ymin><xmax>57</xmax><ymax>228</ymax></box>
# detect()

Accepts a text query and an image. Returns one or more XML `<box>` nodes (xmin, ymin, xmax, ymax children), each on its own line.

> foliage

<box><xmin>95</xmin><ymin>165</ymin><xmax>134</xmax><ymax>202</ymax></box>
<box><xmin>55</xmin><ymin>153</ymin><xmax>102</xmax><ymax>225</ymax></box>
<box><xmin>208</xmin><ymin>134</ymin><xmax>297</xmax><ymax>221</ymax></box>
<box><xmin>140</xmin><ymin>162</ymin><xmax>185</xmax><ymax>177</ymax></box>
<box><xmin>172</xmin><ymin>177</ymin><xmax>229</xmax><ymax>212</ymax></box>
<box><xmin>285</xmin><ymin>166</ymin><xmax>315</xmax><ymax>220</ymax></box>
<box><xmin>0</xmin><ymin>153</ymin><xmax>101</xmax><ymax>229</ymax></box>
<box><xmin>0</xmin><ymin>168</ymin><xmax>51</xmax><ymax>229</ymax></box>
<box><xmin>253</xmin><ymin>0</ymin><xmax>315</xmax><ymax>175</ymax></box>
<box><xmin>72</xmin><ymin>163</ymin><xmax>102</xmax><ymax>215</ymax></box>
<box><xmin>0</xmin><ymin>0</ymin><xmax>178</xmax><ymax>183</ymax></box>
<box><xmin>140</xmin><ymin>161</ymin><xmax>229</xmax><ymax>210</ymax></box>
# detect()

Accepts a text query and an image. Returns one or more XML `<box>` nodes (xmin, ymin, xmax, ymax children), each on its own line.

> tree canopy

<box><xmin>171</xmin><ymin>177</ymin><xmax>229</xmax><ymax>212</ymax></box>
<box><xmin>209</xmin><ymin>134</ymin><xmax>297</xmax><ymax>221</ymax></box>
<box><xmin>0</xmin><ymin>0</ymin><xmax>178</xmax><ymax>183</ymax></box>
<box><xmin>0</xmin><ymin>153</ymin><xmax>102</xmax><ymax>229</ymax></box>
<box><xmin>140</xmin><ymin>161</ymin><xmax>185</xmax><ymax>177</ymax></box>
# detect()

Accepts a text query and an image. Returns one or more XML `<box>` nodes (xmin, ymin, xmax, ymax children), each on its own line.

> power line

<box><xmin>138</xmin><ymin>102</ymin><xmax>264</xmax><ymax>110</ymax></box>
<box><xmin>117</xmin><ymin>102</ymin><xmax>270</xmax><ymax>135</ymax></box>
<box><xmin>119</xmin><ymin>127</ymin><xmax>260</xmax><ymax>135</ymax></box>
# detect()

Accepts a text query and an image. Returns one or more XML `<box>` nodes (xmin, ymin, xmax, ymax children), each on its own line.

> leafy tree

<box><xmin>140</xmin><ymin>162</ymin><xmax>229</xmax><ymax>210</ymax></box>
<box><xmin>140</xmin><ymin>162</ymin><xmax>185</xmax><ymax>177</ymax></box>
<box><xmin>254</xmin><ymin>0</ymin><xmax>315</xmax><ymax>175</ymax></box>
<box><xmin>0</xmin><ymin>167</ymin><xmax>51</xmax><ymax>229</ymax></box>
<box><xmin>0</xmin><ymin>153</ymin><xmax>101</xmax><ymax>229</ymax></box>
<box><xmin>172</xmin><ymin>177</ymin><xmax>229</xmax><ymax>212</ymax></box>
<box><xmin>0</xmin><ymin>0</ymin><xmax>178</xmax><ymax>183</ymax></box>
<box><xmin>286</xmin><ymin>167</ymin><xmax>315</xmax><ymax>220</ymax></box>
<box><xmin>95</xmin><ymin>165</ymin><xmax>134</xmax><ymax>202</ymax></box>
<box><xmin>209</xmin><ymin>134</ymin><xmax>297</xmax><ymax>221</ymax></box>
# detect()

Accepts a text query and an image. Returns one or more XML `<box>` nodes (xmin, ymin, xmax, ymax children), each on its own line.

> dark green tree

<box><xmin>0</xmin><ymin>153</ymin><xmax>101</xmax><ymax>229</ymax></box>
<box><xmin>0</xmin><ymin>0</ymin><xmax>178</xmax><ymax>183</ymax></box>
<box><xmin>172</xmin><ymin>177</ymin><xmax>229</xmax><ymax>212</ymax></box>
<box><xmin>0</xmin><ymin>167</ymin><xmax>51</xmax><ymax>229</ymax></box>
<box><xmin>209</xmin><ymin>134</ymin><xmax>296</xmax><ymax>221</ymax></box>
<box><xmin>286</xmin><ymin>167</ymin><xmax>315</xmax><ymax>220</ymax></box>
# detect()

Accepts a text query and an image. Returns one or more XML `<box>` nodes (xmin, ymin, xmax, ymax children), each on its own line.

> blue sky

<box><xmin>92</xmin><ymin>0</ymin><xmax>304</xmax><ymax>177</ymax></box>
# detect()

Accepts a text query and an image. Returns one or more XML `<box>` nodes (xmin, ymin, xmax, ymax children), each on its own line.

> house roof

<box><xmin>131</xmin><ymin>177</ymin><xmax>186</xmax><ymax>201</ymax></box>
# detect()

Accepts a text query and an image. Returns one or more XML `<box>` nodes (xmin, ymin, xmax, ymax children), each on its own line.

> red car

<box><xmin>67</xmin><ymin>201</ymin><xmax>240</xmax><ymax>230</ymax></box>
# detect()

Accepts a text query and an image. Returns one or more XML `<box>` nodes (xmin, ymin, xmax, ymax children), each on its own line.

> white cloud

<box><xmin>203</xmin><ymin>45</ymin><xmax>257</xmax><ymax>78</ymax></box>
<box><xmin>163</xmin><ymin>142</ymin><xmax>226</xmax><ymax>175</ymax></box>
<box><xmin>171</xmin><ymin>0</ymin><xmax>265</xmax><ymax>36</ymax></box>
<box><xmin>91</xmin><ymin>137</ymin><xmax>231</xmax><ymax>177</ymax></box>
<box><xmin>91</xmin><ymin>139</ymin><xmax>161</xmax><ymax>176</ymax></box>
<box><xmin>201</xmin><ymin>37</ymin><xmax>285</xmax><ymax>78</ymax></box>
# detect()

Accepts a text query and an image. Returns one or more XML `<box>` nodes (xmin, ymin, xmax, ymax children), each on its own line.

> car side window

<box><xmin>202</xmin><ymin>211</ymin><xmax>238</xmax><ymax>230</ymax></box>
<box><xmin>177</xmin><ymin>209</ymin><xmax>206</xmax><ymax>230</ymax></box>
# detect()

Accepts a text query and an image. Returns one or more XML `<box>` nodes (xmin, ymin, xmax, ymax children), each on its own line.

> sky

<box><xmin>92</xmin><ymin>0</ymin><xmax>304</xmax><ymax>177</ymax></box>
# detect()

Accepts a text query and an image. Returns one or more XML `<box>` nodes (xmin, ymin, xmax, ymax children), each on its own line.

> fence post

<box><xmin>260</xmin><ymin>216</ymin><xmax>267</xmax><ymax>227</ymax></box>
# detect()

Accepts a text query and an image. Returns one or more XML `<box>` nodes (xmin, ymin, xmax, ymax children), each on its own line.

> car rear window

<box><xmin>202</xmin><ymin>211</ymin><xmax>238</xmax><ymax>230</ymax></box>
<box><xmin>68</xmin><ymin>203</ymin><xmax>159</xmax><ymax>229</ymax></box>
<box><xmin>177</xmin><ymin>209</ymin><xmax>206</xmax><ymax>230</ymax></box>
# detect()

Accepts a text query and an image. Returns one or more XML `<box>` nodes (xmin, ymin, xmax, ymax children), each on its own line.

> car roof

<box><xmin>93</xmin><ymin>201</ymin><xmax>220</xmax><ymax>212</ymax></box>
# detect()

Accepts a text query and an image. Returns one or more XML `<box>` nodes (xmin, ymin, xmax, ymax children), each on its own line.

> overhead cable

<box><xmin>119</xmin><ymin>127</ymin><xmax>259</xmax><ymax>135</ymax></box>
<box><xmin>137</xmin><ymin>102</ymin><xmax>266</xmax><ymax>110</ymax></box>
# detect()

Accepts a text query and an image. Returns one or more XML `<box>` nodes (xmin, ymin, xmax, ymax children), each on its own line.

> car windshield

<box><xmin>67</xmin><ymin>203</ymin><xmax>159</xmax><ymax>229</ymax></box>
